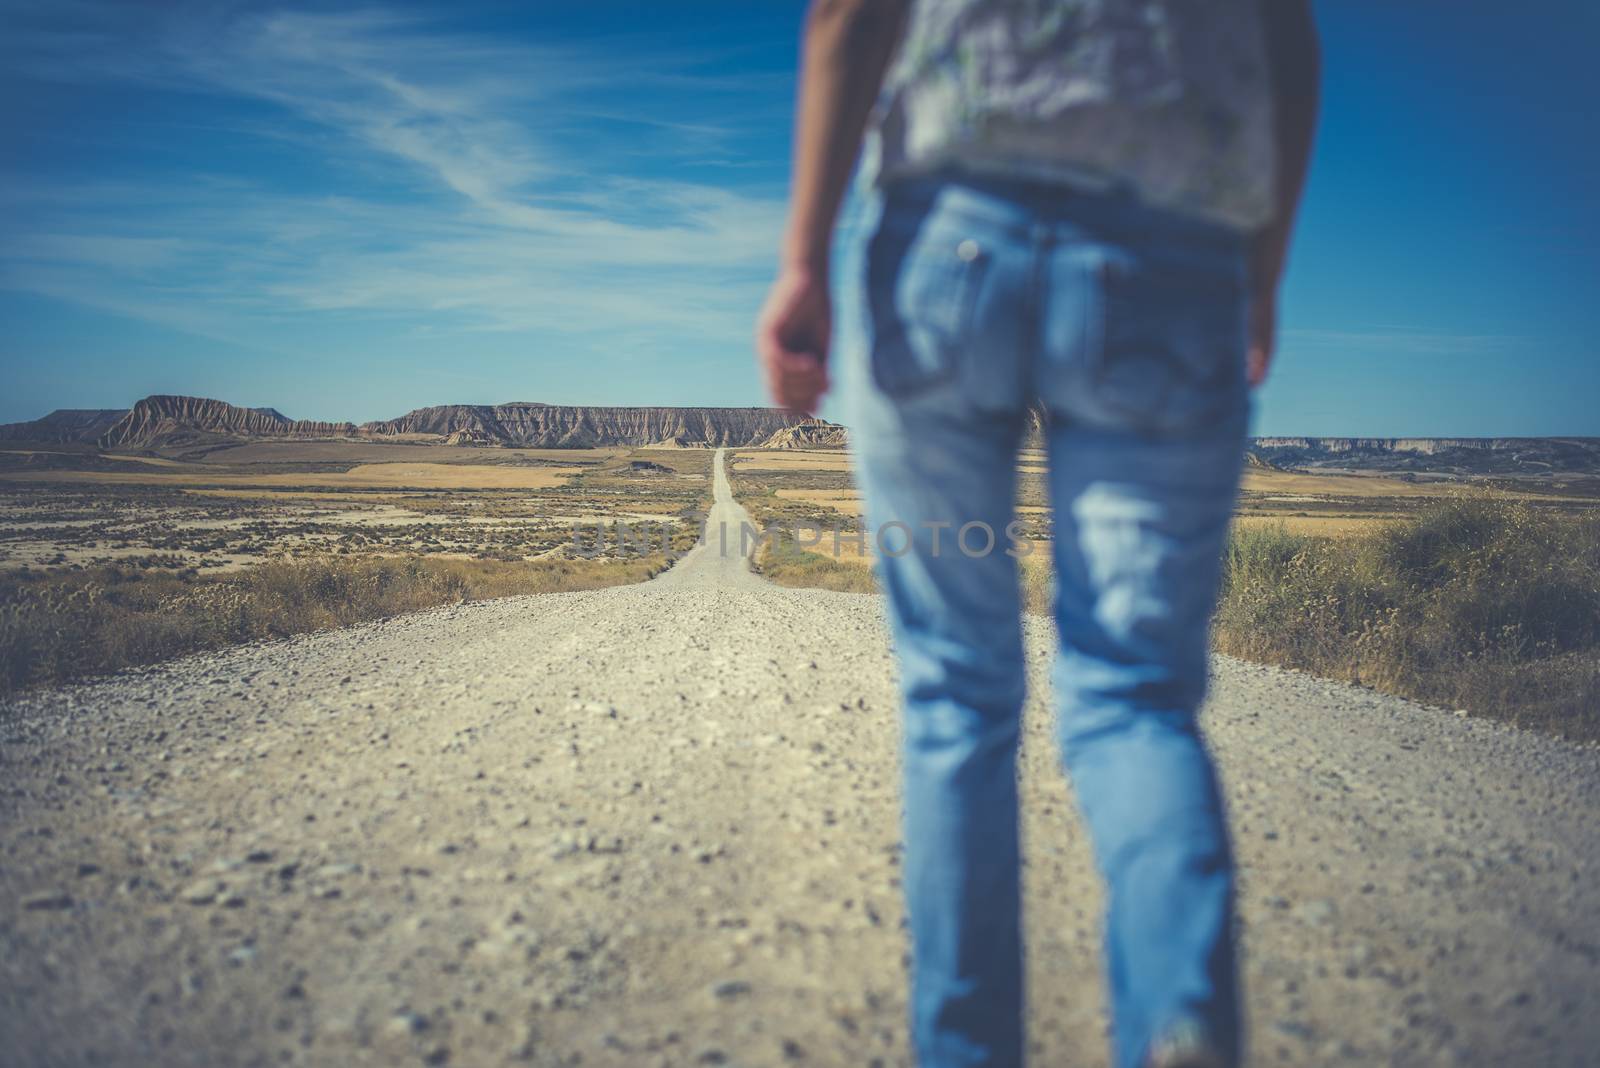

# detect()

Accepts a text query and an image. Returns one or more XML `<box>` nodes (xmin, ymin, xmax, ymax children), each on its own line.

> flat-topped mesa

<box><xmin>363</xmin><ymin>403</ymin><xmax>816</xmax><ymax>448</ymax></box>
<box><xmin>98</xmin><ymin>396</ymin><xmax>356</xmax><ymax>449</ymax></box>
<box><xmin>77</xmin><ymin>395</ymin><xmax>831</xmax><ymax>450</ymax></box>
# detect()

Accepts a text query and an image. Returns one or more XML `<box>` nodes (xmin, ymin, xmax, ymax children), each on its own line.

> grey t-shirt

<box><xmin>868</xmin><ymin>0</ymin><xmax>1278</xmax><ymax>232</ymax></box>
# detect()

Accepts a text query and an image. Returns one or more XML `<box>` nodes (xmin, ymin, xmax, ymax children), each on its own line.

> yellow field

<box><xmin>1242</xmin><ymin>468</ymin><xmax>1460</xmax><ymax>498</ymax></box>
<box><xmin>774</xmin><ymin>488</ymin><xmax>865</xmax><ymax>514</ymax></box>
<box><xmin>734</xmin><ymin>446</ymin><xmax>1600</xmax><ymax>552</ymax></box>
<box><xmin>325</xmin><ymin>463</ymin><xmax>574</xmax><ymax>489</ymax></box>
<box><xmin>1</xmin><ymin>444</ymin><xmax>711</xmax><ymax>575</ymax></box>
<box><xmin>0</xmin><ymin>462</ymin><xmax>576</xmax><ymax>490</ymax></box>
<box><xmin>773</xmin><ymin>487</ymin><xmax>1058</xmax><ymax>522</ymax></box>
<box><xmin>186</xmin><ymin>442</ymin><xmax>622</xmax><ymax>465</ymax></box>
<box><xmin>731</xmin><ymin>450</ymin><xmax>852</xmax><ymax>472</ymax></box>
<box><xmin>1232</xmin><ymin>514</ymin><xmax>1403</xmax><ymax>537</ymax></box>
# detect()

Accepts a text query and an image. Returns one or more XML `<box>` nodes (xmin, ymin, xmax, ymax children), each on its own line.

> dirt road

<box><xmin>3</xmin><ymin>449</ymin><xmax>1597</xmax><ymax>1067</ymax></box>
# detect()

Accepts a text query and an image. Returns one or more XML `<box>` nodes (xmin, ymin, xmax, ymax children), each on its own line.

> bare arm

<box><xmin>1249</xmin><ymin>0</ymin><xmax>1322</xmax><ymax>385</ymax></box>
<box><xmin>782</xmin><ymin>0</ymin><xmax>909</xmax><ymax>272</ymax></box>
<box><xmin>757</xmin><ymin>0</ymin><xmax>909</xmax><ymax>413</ymax></box>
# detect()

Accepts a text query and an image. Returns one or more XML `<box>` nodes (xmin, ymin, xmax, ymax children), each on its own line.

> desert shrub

<box><xmin>739</xmin><ymin>485</ymin><xmax>1598</xmax><ymax>739</ymax></box>
<box><xmin>753</xmin><ymin>527</ymin><xmax>879</xmax><ymax>594</ymax></box>
<box><xmin>0</xmin><ymin>553</ymin><xmax>667</xmax><ymax>695</ymax></box>
<box><xmin>1214</xmin><ymin>497</ymin><xmax>1599</xmax><ymax>739</ymax></box>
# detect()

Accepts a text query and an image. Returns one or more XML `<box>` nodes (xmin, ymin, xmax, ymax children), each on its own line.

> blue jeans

<box><xmin>843</xmin><ymin>173</ymin><xmax>1249</xmax><ymax>1068</ymax></box>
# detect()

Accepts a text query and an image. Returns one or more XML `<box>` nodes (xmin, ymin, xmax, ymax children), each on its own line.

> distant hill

<box><xmin>97</xmin><ymin>396</ymin><xmax>356</xmax><ymax>449</ymax></box>
<box><xmin>4</xmin><ymin>396</ymin><xmax>1595</xmax><ymax>474</ymax></box>
<box><xmin>0</xmin><ymin>408</ymin><xmax>126</xmax><ymax>445</ymax></box>
<box><xmin>0</xmin><ymin>395</ymin><xmax>823</xmax><ymax>451</ymax></box>
<box><xmin>361</xmin><ymin>402</ymin><xmax>809</xmax><ymax>449</ymax></box>
<box><xmin>1248</xmin><ymin>437</ymin><xmax>1600</xmax><ymax>476</ymax></box>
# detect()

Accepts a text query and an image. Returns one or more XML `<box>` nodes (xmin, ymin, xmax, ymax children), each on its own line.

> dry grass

<box><xmin>730</xmin><ymin>450</ymin><xmax>853</xmax><ymax>472</ymax></box>
<box><xmin>1215</xmin><ymin>498</ymin><xmax>1599</xmax><ymax>740</ymax></box>
<box><xmin>730</xmin><ymin>458</ymin><xmax>871</xmax><ymax>594</ymax></box>
<box><xmin>736</xmin><ymin>453</ymin><xmax>1598</xmax><ymax>739</ymax></box>
<box><xmin>752</xmin><ymin>532</ymin><xmax>880</xmax><ymax>594</ymax></box>
<box><xmin>0</xmin><ymin>443</ymin><xmax>717</xmax><ymax>694</ymax></box>
<box><xmin>334</xmin><ymin>463</ymin><xmax>574</xmax><ymax>488</ymax></box>
<box><xmin>1240</xmin><ymin>468</ymin><xmax>1464</xmax><ymax>498</ymax></box>
<box><xmin>186</xmin><ymin>442</ymin><xmax>622</xmax><ymax>465</ymax></box>
<box><xmin>773</xmin><ymin>488</ymin><xmax>866</xmax><ymax>515</ymax></box>
<box><xmin>0</xmin><ymin>553</ymin><xmax>666</xmax><ymax>695</ymax></box>
<box><xmin>751</xmin><ymin>530</ymin><xmax>1063</xmax><ymax>616</ymax></box>
<box><xmin>0</xmin><ymin>462</ymin><xmax>576</xmax><ymax>490</ymax></box>
<box><xmin>1231</xmin><ymin>514</ymin><xmax>1404</xmax><ymax>537</ymax></box>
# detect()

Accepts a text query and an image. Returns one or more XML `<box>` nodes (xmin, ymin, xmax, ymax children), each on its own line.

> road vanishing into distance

<box><xmin>4</xmin><ymin>450</ymin><xmax>1598</xmax><ymax>1066</ymax></box>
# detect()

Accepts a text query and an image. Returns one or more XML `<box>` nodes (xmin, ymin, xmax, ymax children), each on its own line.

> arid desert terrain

<box><xmin>3</xmin><ymin>399</ymin><xmax>1599</xmax><ymax>1066</ymax></box>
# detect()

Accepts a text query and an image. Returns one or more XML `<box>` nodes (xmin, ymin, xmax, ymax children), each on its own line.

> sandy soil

<box><xmin>2</xmin><ymin>451</ymin><xmax>1597</xmax><ymax>1067</ymax></box>
<box><xmin>183</xmin><ymin>444</ymin><xmax>623</xmax><ymax>466</ymax></box>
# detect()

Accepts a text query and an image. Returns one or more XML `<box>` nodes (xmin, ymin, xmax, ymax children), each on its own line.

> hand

<box><xmin>1247</xmin><ymin>282</ymin><xmax>1277</xmax><ymax>387</ymax></box>
<box><xmin>756</xmin><ymin>264</ymin><xmax>832</xmax><ymax>415</ymax></box>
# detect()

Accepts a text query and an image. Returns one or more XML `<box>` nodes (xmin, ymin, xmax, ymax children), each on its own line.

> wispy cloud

<box><xmin>0</xmin><ymin>3</ymin><xmax>787</xmax><ymax>352</ymax></box>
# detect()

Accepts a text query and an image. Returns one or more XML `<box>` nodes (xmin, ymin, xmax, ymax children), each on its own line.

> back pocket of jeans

<box><xmin>866</xmin><ymin>219</ymin><xmax>989</xmax><ymax>397</ymax></box>
<box><xmin>1086</xmin><ymin>245</ymin><xmax>1247</xmax><ymax>433</ymax></box>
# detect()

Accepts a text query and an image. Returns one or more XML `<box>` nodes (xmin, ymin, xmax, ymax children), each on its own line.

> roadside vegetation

<box><xmin>0</xmin><ymin>445</ymin><xmax>714</xmax><ymax>696</ymax></box>
<box><xmin>735</xmin><ymin>465</ymin><xmax>1599</xmax><ymax>741</ymax></box>
<box><xmin>0</xmin><ymin>554</ymin><xmax>676</xmax><ymax>695</ymax></box>
<box><xmin>753</xmin><ymin>527</ymin><xmax>880</xmax><ymax>593</ymax></box>
<box><xmin>1215</xmin><ymin>498</ymin><xmax>1598</xmax><ymax>741</ymax></box>
<box><xmin>729</xmin><ymin>462</ymin><xmax>877</xmax><ymax>594</ymax></box>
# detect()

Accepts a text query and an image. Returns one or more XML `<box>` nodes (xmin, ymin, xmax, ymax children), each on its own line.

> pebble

<box><xmin>313</xmin><ymin>862</ymin><xmax>359</xmax><ymax>879</ymax></box>
<box><xmin>179</xmin><ymin>880</ymin><xmax>223</xmax><ymax>905</ymax></box>
<box><xmin>1295</xmin><ymin>899</ymin><xmax>1338</xmax><ymax>926</ymax></box>
<box><xmin>388</xmin><ymin>1011</ymin><xmax>430</xmax><ymax>1036</ymax></box>
<box><xmin>712</xmin><ymin>979</ymin><xmax>752</xmax><ymax>1000</ymax></box>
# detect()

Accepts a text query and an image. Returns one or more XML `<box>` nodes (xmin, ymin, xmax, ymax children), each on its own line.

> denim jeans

<box><xmin>842</xmin><ymin>172</ymin><xmax>1249</xmax><ymax>1068</ymax></box>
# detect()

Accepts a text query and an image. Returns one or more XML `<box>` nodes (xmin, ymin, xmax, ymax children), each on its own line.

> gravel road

<box><xmin>3</xmin><ymin>449</ymin><xmax>1598</xmax><ymax>1067</ymax></box>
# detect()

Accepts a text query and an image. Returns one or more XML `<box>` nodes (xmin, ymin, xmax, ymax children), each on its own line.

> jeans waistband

<box><xmin>879</xmin><ymin>166</ymin><xmax>1247</xmax><ymax>250</ymax></box>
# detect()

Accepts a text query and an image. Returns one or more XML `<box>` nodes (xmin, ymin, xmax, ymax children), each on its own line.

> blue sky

<box><xmin>1</xmin><ymin>1</ymin><xmax>1596</xmax><ymax>436</ymax></box>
